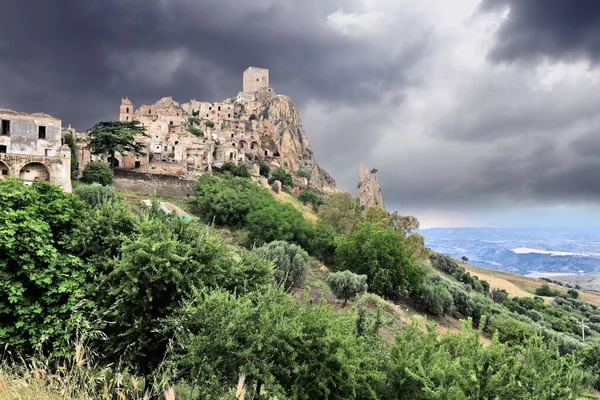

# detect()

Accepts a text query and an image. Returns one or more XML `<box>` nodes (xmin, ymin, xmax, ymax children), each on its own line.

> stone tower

<box><xmin>120</xmin><ymin>97</ymin><xmax>134</xmax><ymax>121</ymax></box>
<box><xmin>243</xmin><ymin>67</ymin><xmax>269</xmax><ymax>93</ymax></box>
<box><xmin>357</xmin><ymin>164</ymin><xmax>384</xmax><ymax>209</ymax></box>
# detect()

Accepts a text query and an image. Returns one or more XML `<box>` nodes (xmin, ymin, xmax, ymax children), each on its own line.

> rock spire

<box><xmin>356</xmin><ymin>164</ymin><xmax>384</xmax><ymax>209</ymax></box>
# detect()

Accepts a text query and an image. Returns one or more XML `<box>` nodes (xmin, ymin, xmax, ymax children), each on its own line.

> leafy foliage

<box><xmin>258</xmin><ymin>162</ymin><xmax>270</xmax><ymax>178</ymax></box>
<box><xmin>247</xmin><ymin>203</ymin><xmax>312</xmax><ymax>248</ymax></box>
<box><xmin>256</xmin><ymin>240</ymin><xmax>311</xmax><ymax>289</ymax></box>
<box><xmin>269</xmin><ymin>167</ymin><xmax>295</xmax><ymax>187</ymax></box>
<box><xmin>221</xmin><ymin>161</ymin><xmax>251</xmax><ymax>177</ymax></box>
<box><xmin>87</xmin><ymin>121</ymin><xmax>148</xmax><ymax>169</ymax></box>
<box><xmin>297</xmin><ymin>189</ymin><xmax>322</xmax><ymax>208</ymax></box>
<box><xmin>536</xmin><ymin>284</ymin><xmax>561</xmax><ymax>297</ymax></box>
<box><xmin>0</xmin><ymin>179</ymin><xmax>92</xmax><ymax>354</ymax></box>
<box><xmin>82</xmin><ymin>162</ymin><xmax>114</xmax><ymax>186</ymax></box>
<box><xmin>326</xmin><ymin>270</ymin><xmax>368</xmax><ymax>304</ymax></box>
<box><xmin>74</xmin><ymin>183</ymin><xmax>118</xmax><ymax>207</ymax></box>
<box><xmin>335</xmin><ymin>222</ymin><xmax>426</xmax><ymax>300</ymax></box>
<box><xmin>317</xmin><ymin>192</ymin><xmax>361</xmax><ymax>234</ymax></box>
<box><xmin>63</xmin><ymin>130</ymin><xmax>79</xmax><ymax>179</ymax></box>
<box><xmin>414</xmin><ymin>280</ymin><xmax>455</xmax><ymax>316</ymax></box>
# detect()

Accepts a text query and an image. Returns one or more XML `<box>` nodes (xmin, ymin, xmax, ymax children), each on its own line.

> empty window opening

<box><xmin>149</xmin><ymin>110</ymin><xmax>152</xmax><ymax>114</ymax></box>
<box><xmin>1</xmin><ymin>170</ymin><xmax>7</xmax><ymax>176</ymax></box>
<box><xmin>126</xmin><ymin>107</ymin><xmax>129</xmax><ymax>113</ymax></box>
<box><xmin>218</xmin><ymin>106</ymin><xmax>221</xmax><ymax>111</ymax></box>
<box><xmin>256</xmin><ymin>78</ymin><xmax>259</xmax><ymax>82</ymax></box>
<box><xmin>209</xmin><ymin>106</ymin><xmax>212</xmax><ymax>111</ymax></box>
<box><xmin>135</xmin><ymin>161</ymin><xmax>141</xmax><ymax>168</ymax></box>
<box><xmin>240</xmin><ymin>142</ymin><xmax>244</xmax><ymax>148</ymax></box>
<box><xmin>206</xmin><ymin>114</ymin><xmax>209</xmax><ymax>117</ymax></box>
<box><xmin>169</xmin><ymin>121</ymin><xmax>173</xmax><ymax>126</ymax></box>
<box><xmin>45</xmin><ymin>149</ymin><xmax>52</xmax><ymax>157</ymax></box>
<box><xmin>229</xmin><ymin>152</ymin><xmax>234</xmax><ymax>159</ymax></box>
<box><xmin>1</xmin><ymin>120</ymin><xmax>9</xmax><ymax>136</ymax></box>
<box><xmin>264</xmin><ymin>150</ymin><xmax>268</xmax><ymax>156</ymax></box>
<box><xmin>231</xmin><ymin>134</ymin><xmax>234</xmax><ymax>138</ymax></box>
<box><xmin>126</xmin><ymin>117</ymin><xmax>129</xmax><ymax>121</ymax></box>
<box><xmin>164</xmin><ymin>146</ymin><xmax>168</xmax><ymax>151</ymax></box>
<box><xmin>228</xmin><ymin>114</ymin><xmax>231</xmax><ymax>118</ymax></box>
<box><xmin>38</xmin><ymin>126</ymin><xmax>46</xmax><ymax>139</ymax></box>
<box><xmin>0</xmin><ymin>145</ymin><xmax>6</xmax><ymax>153</ymax></box>
<box><xmin>175</xmin><ymin>140</ymin><xmax>179</xmax><ymax>145</ymax></box>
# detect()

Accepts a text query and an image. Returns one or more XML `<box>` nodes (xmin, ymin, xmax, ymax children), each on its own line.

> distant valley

<box><xmin>421</xmin><ymin>227</ymin><xmax>600</xmax><ymax>276</ymax></box>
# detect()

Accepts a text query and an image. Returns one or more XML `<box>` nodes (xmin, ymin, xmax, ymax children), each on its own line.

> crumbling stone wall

<box><xmin>243</xmin><ymin>67</ymin><xmax>269</xmax><ymax>93</ymax></box>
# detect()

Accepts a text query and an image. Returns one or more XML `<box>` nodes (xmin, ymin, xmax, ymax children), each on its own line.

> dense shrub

<box><xmin>82</xmin><ymin>161</ymin><xmax>114</xmax><ymax>185</ymax></box>
<box><xmin>0</xmin><ymin>179</ymin><xmax>92</xmax><ymax>354</ymax></box>
<box><xmin>567</xmin><ymin>288</ymin><xmax>580</xmax><ymax>299</ymax></box>
<box><xmin>221</xmin><ymin>161</ymin><xmax>251</xmax><ymax>177</ymax></box>
<box><xmin>385</xmin><ymin>320</ymin><xmax>591</xmax><ymax>399</ymax></box>
<box><xmin>326</xmin><ymin>270</ymin><xmax>368</xmax><ymax>304</ymax></box>
<box><xmin>192</xmin><ymin>174</ymin><xmax>273</xmax><ymax>228</ymax></box>
<box><xmin>74</xmin><ymin>183</ymin><xmax>118</xmax><ymax>207</ymax></box>
<box><xmin>526</xmin><ymin>309</ymin><xmax>544</xmax><ymax>322</ymax></box>
<box><xmin>447</xmin><ymin>284</ymin><xmax>475</xmax><ymax>317</ymax></box>
<box><xmin>296</xmin><ymin>168</ymin><xmax>312</xmax><ymax>180</ymax></box>
<box><xmin>317</xmin><ymin>192</ymin><xmax>361</xmax><ymax>234</ymax></box>
<box><xmin>170</xmin><ymin>289</ymin><xmax>381</xmax><ymax>399</ymax></box>
<box><xmin>298</xmin><ymin>189</ymin><xmax>321</xmax><ymax>209</ymax></box>
<box><xmin>305</xmin><ymin>223</ymin><xmax>337</xmax><ymax>265</ymax></box>
<box><xmin>487</xmin><ymin>313</ymin><xmax>538</xmax><ymax>343</ymax></box>
<box><xmin>269</xmin><ymin>167</ymin><xmax>294</xmax><ymax>187</ymax></box>
<box><xmin>414</xmin><ymin>281</ymin><xmax>455</xmax><ymax>316</ymax></box>
<box><xmin>247</xmin><ymin>203</ymin><xmax>312</xmax><ymax>248</ymax></box>
<box><xmin>535</xmin><ymin>284</ymin><xmax>561</xmax><ymax>297</ymax></box>
<box><xmin>95</xmin><ymin>213</ymin><xmax>273</xmax><ymax>376</ymax></box>
<box><xmin>335</xmin><ymin>222</ymin><xmax>426</xmax><ymax>300</ymax></box>
<box><xmin>491</xmin><ymin>288</ymin><xmax>509</xmax><ymax>304</ymax></box>
<box><xmin>256</xmin><ymin>240</ymin><xmax>311</xmax><ymax>289</ymax></box>
<box><xmin>429</xmin><ymin>253</ymin><xmax>462</xmax><ymax>275</ymax></box>
<box><xmin>258</xmin><ymin>162</ymin><xmax>270</xmax><ymax>178</ymax></box>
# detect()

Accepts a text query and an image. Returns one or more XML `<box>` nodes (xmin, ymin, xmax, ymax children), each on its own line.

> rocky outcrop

<box><xmin>357</xmin><ymin>164</ymin><xmax>384</xmax><ymax>209</ymax></box>
<box><xmin>256</xmin><ymin>94</ymin><xmax>337</xmax><ymax>193</ymax></box>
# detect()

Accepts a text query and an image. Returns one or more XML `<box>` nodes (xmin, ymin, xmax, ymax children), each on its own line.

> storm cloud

<box><xmin>3</xmin><ymin>0</ymin><xmax>600</xmax><ymax>226</ymax></box>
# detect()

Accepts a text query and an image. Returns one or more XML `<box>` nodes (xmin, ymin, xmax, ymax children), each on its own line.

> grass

<box><xmin>270</xmin><ymin>190</ymin><xmax>318</xmax><ymax>223</ymax></box>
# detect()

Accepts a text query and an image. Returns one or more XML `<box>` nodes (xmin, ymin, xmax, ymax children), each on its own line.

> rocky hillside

<box><xmin>256</xmin><ymin>94</ymin><xmax>337</xmax><ymax>193</ymax></box>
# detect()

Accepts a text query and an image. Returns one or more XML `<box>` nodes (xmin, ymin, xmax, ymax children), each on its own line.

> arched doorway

<box><xmin>0</xmin><ymin>161</ymin><xmax>9</xmax><ymax>179</ymax></box>
<box><xmin>19</xmin><ymin>162</ymin><xmax>50</xmax><ymax>183</ymax></box>
<box><xmin>107</xmin><ymin>156</ymin><xmax>120</xmax><ymax>168</ymax></box>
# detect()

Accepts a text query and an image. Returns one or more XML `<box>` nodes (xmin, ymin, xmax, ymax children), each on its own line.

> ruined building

<box><xmin>0</xmin><ymin>109</ymin><xmax>72</xmax><ymax>192</ymax></box>
<box><xmin>357</xmin><ymin>164</ymin><xmax>384</xmax><ymax>209</ymax></box>
<box><xmin>102</xmin><ymin>66</ymin><xmax>336</xmax><ymax>192</ymax></box>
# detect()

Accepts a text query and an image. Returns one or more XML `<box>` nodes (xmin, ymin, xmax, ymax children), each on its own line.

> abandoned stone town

<box><xmin>0</xmin><ymin>67</ymin><xmax>382</xmax><ymax>204</ymax></box>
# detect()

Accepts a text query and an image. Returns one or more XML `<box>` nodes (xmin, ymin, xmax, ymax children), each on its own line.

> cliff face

<box><xmin>357</xmin><ymin>164</ymin><xmax>384</xmax><ymax>209</ymax></box>
<box><xmin>256</xmin><ymin>94</ymin><xmax>337</xmax><ymax>193</ymax></box>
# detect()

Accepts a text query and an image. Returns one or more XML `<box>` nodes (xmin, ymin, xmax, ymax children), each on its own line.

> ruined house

<box><xmin>0</xmin><ymin>109</ymin><xmax>72</xmax><ymax>191</ymax></box>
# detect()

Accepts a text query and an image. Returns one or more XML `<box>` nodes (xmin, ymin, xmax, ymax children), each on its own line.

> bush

<box><xmin>535</xmin><ymin>284</ymin><xmax>560</xmax><ymax>297</ymax></box>
<box><xmin>447</xmin><ymin>284</ymin><xmax>475</xmax><ymax>317</ymax></box>
<box><xmin>259</xmin><ymin>162</ymin><xmax>270</xmax><ymax>178</ymax></box>
<box><xmin>297</xmin><ymin>168</ymin><xmax>312</xmax><ymax>180</ymax></box>
<box><xmin>490</xmin><ymin>288</ymin><xmax>508</xmax><ymax>304</ymax></box>
<box><xmin>298</xmin><ymin>189</ymin><xmax>322</xmax><ymax>208</ymax></box>
<box><xmin>192</xmin><ymin>174</ymin><xmax>273</xmax><ymax>228</ymax></box>
<box><xmin>567</xmin><ymin>288</ymin><xmax>580</xmax><ymax>299</ymax></box>
<box><xmin>326</xmin><ymin>270</ymin><xmax>368</xmax><ymax>304</ymax></box>
<box><xmin>487</xmin><ymin>313</ymin><xmax>538</xmax><ymax>343</ymax></box>
<box><xmin>82</xmin><ymin>161</ymin><xmax>114</xmax><ymax>185</ymax></box>
<box><xmin>269</xmin><ymin>167</ymin><xmax>294</xmax><ymax>187</ymax></box>
<box><xmin>306</xmin><ymin>223</ymin><xmax>337</xmax><ymax>265</ymax></box>
<box><xmin>256</xmin><ymin>240</ymin><xmax>311</xmax><ymax>289</ymax></box>
<box><xmin>0</xmin><ymin>179</ymin><xmax>91</xmax><ymax>354</ymax></box>
<box><xmin>335</xmin><ymin>222</ymin><xmax>426</xmax><ymax>300</ymax></box>
<box><xmin>526</xmin><ymin>309</ymin><xmax>544</xmax><ymax>322</ymax></box>
<box><xmin>317</xmin><ymin>192</ymin><xmax>361</xmax><ymax>234</ymax></box>
<box><xmin>247</xmin><ymin>203</ymin><xmax>313</xmax><ymax>248</ymax></box>
<box><xmin>221</xmin><ymin>162</ymin><xmax>251</xmax><ymax>178</ymax></box>
<box><xmin>414</xmin><ymin>281</ymin><xmax>455</xmax><ymax>316</ymax></box>
<box><xmin>74</xmin><ymin>183</ymin><xmax>118</xmax><ymax>207</ymax></box>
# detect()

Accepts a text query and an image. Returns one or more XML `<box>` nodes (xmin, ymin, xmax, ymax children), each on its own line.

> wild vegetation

<box><xmin>2</xmin><ymin>175</ymin><xmax>600</xmax><ymax>399</ymax></box>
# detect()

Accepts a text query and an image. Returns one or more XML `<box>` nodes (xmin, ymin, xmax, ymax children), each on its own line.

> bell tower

<box><xmin>120</xmin><ymin>97</ymin><xmax>134</xmax><ymax>121</ymax></box>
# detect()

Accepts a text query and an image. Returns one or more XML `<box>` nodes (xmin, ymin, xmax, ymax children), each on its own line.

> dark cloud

<box><xmin>481</xmin><ymin>0</ymin><xmax>600</xmax><ymax>63</ymax></box>
<box><xmin>0</xmin><ymin>0</ymin><xmax>422</xmax><ymax>131</ymax></box>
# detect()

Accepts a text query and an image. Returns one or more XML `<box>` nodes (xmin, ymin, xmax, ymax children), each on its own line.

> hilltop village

<box><xmin>0</xmin><ymin>67</ymin><xmax>386</xmax><ymax>205</ymax></box>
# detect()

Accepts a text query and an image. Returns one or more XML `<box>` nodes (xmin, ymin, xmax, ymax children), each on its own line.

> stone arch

<box><xmin>239</xmin><ymin>140</ymin><xmax>247</xmax><ymax>149</ymax></box>
<box><xmin>107</xmin><ymin>156</ymin><xmax>120</xmax><ymax>168</ymax></box>
<box><xmin>19</xmin><ymin>162</ymin><xmax>50</xmax><ymax>183</ymax></box>
<box><xmin>0</xmin><ymin>160</ymin><xmax>9</xmax><ymax>179</ymax></box>
<box><xmin>250</xmin><ymin>141</ymin><xmax>259</xmax><ymax>151</ymax></box>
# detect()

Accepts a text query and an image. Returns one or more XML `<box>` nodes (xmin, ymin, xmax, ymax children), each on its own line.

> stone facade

<box><xmin>243</xmin><ymin>67</ymin><xmax>269</xmax><ymax>93</ymax></box>
<box><xmin>0</xmin><ymin>109</ymin><xmax>71</xmax><ymax>191</ymax></box>
<box><xmin>357</xmin><ymin>164</ymin><xmax>384</xmax><ymax>209</ymax></box>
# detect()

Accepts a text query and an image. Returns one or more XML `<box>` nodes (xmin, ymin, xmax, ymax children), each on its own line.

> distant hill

<box><xmin>421</xmin><ymin>227</ymin><xmax>600</xmax><ymax>275</ymax></box>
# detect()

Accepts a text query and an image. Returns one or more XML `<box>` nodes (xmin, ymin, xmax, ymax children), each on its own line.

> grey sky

<box><xmin>2</xmin><ymin>0</ymin><xmax>600</xmax><ymax>227</ymax></box>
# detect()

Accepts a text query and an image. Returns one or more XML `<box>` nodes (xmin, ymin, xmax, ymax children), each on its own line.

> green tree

<box><xmin>389</xmin><ymin>212</ymin><xmax>420</xmax><ymax>236</ymax></box>
<box><xmin>335</xmin><ymin>222</ymin><xmax>426</xmax><ymax>300</ymax></box>
<box><xmin>269</xmin><ymin>167</ymin><xmax>294</xmax><ymax>187</ymax></box>
<box><xmin>298</xmin><ymin>189</ymin><xmax>321</xmax><ymax>208</ymax></box>
<box><xmin>414</xmin><ymin>281</ymin><xmax>455</xmax><ymax>316</ymax></box>
<box><xmin>0</xmin><ymin>179</ymin><xmax>92</xmax><ymax>354</ymax></box>
<box><xmin>326</xmin><ymin>270</ymin><xmax>368</xmax><ymax>304</ymax></box>
<box><xmin>191</xmin><ymin>174</ymin><xmax>273</xmax><ymax>228</ymax></box>
<box><xmin>88</xmin><ymin>120</ymin><xmax>148</xmax><ymax>170</ymax></box>
<box><xmin>82</xmin><ymin>161</ymin><xmax>114</xmax><ymax>185</ymax></box>
<box><xmin>256</xmin><ymin>240</ymin><xmax>311</xmax><ymax>289</ymax></box>
<box><xmin>63</xmin><ymin>130</ymin><xmax>79</xmax><ymax>179</ymax></box>
<box><xmin>171</xmin><ymin>289</ymin><xmax>382</xmax><ymax>399</ymax></box>
<box><xmin>221</xmin><ymin>162</ymin><xmax>251</xmax><ymax>178</ymax></box>
<box><xmin>535</xmin><ymin>284</ymin><xmax>560</xmax><ymax>297</ymax></box>
<box><xmin>317</xmin><ymin>192</ymin><xmax>361</xmax><ymax>234</ymax></box>
<box><xmin>364</xmin><ymin>205</ymin><xmax>391</xmax><ymax>228</ymax></box>
<box><xmin>246</xmin><ymin>203</ymin><xmax>312</xmax><ymax>248</ymax></box>
<box><xmin>94</xmin><ymin>214</ymin><xmax>273</xmax><ymax>377</ymax></box>
<box><xmin>461</xmin><ymin>255</ymin><xmax>469</xmax><ymax>262</ymax></box>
